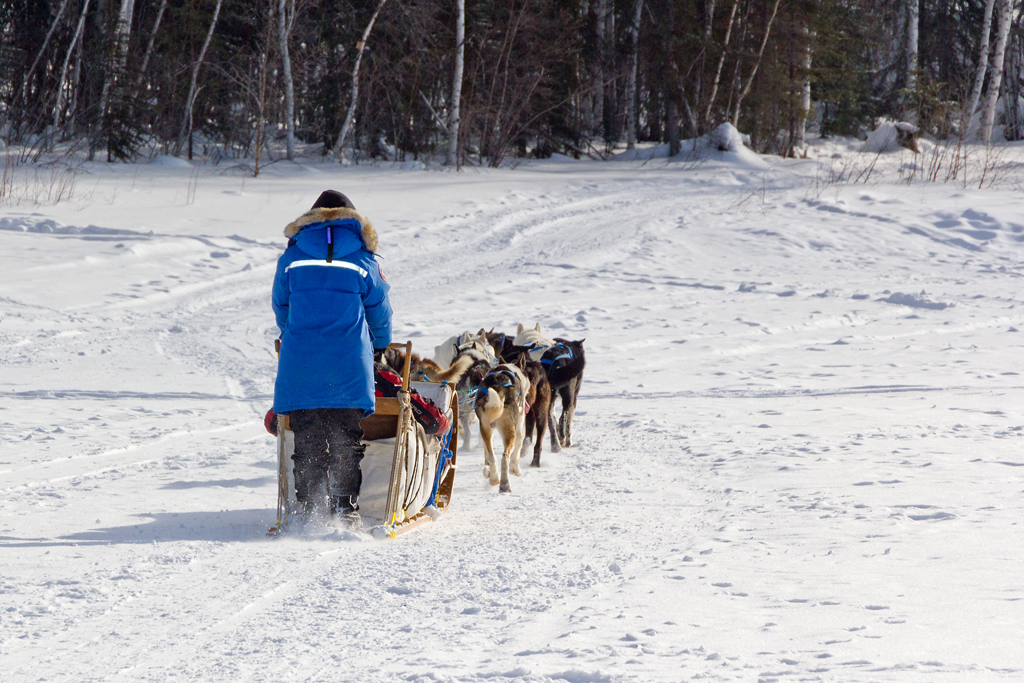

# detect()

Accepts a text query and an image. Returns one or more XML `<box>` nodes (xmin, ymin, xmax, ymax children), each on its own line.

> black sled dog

<box><xmin>517</xmin><ymin>354</ymin><xmax>554</xmax><ymax>467</ymax></box>
<box><xmin>511</xmin><ymin>323</ymin><xmax>586</xmax><ymax>448</ymax></box>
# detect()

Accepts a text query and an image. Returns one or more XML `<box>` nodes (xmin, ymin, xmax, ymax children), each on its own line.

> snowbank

<box><xmin>0</xmin><ymin>215</ymin><xmax>143</xmax><ymax>236</ymax></box>
<box><xmin>863</xmin><ymin>120</ymin><xmax>919</xmax><ymax>154</ymax></box>
<box><xmin>149</xmin><ymin>155</ymin><xmax>193</xmax><ymax>168</ymax></box>
<box><xmin>611</xmin><ymin>122</ymin><xmax>769</xmax><ymax>170</ymax></box>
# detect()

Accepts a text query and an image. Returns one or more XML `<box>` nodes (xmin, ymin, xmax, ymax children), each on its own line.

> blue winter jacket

<box><xmin>272</xmin><ymin>207</ymin><xmax>392</xmax><ymax>416</ymax></box>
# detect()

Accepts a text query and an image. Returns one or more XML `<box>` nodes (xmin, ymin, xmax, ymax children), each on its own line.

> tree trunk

<box><xmin>694</xmin><ymin>0</ymin><xmax>717</xmax><ymax>134</ymax></box>
<box><xmin>69</xmin><ymin>17</ymin><xmax>85</xmax><ymax>130</ymax></box>
<box><xmin>87</xmin><ymin>0</ymin><xmax>108</xmax><ymax>160</ymax></box>
<box><xmin>278</xmin><ymin>0</ymin><xmax>296</xmax><ymax>160</ymax></box>
<box><xmin>905</xmin><ymin>0</ymin><xmax>919</xmax><ymax>120</ymax></box>
<box><xmin>98</xmin><ymin>0</ymin><xmax>136</xmax><ymax>152</ymax></box>
<box><xmin>981</xmin><ymin>0</ymin><xmax>1014</xmax><ymax>145</ymax></box>
<box><xmin>725</xmin><ymin>0</ymin><xmax>752</xmax><ymax>124</ymax></box>
<box><xmin>175</xmin><ymin>0</ymin><xmax>224</xmax><ymax>157</ymax></box>
<box><xmin>731</xmin><ymin>0</ymin><xmax>781</xmax><ymax>127</ymax></box>
<box><xmin>255</xmin><ymin>2</ymin><xmax>273</xmax><ymax>176</ymax></box>
<box><xmin>579</xmin><ymin>1</ymin><xmax>594</xmax><ymax>133</ymax></box>
<box><xmin>667</xmin><ymin>99</ymin><xmax>680</xmax><ymax>156</ymax></box>
<box><xmin>446</xmin><ymin>0</ymin><xmax>465</xmax><ymax>166</ymax></box>
<box><xmin>625</xmin><ymin>0</ymin><xmax>644</xmax><ymax>149</ymax></box>
<box><xmin>594</xmin><ymin>0</ymin><xmax>607</xmax><ymax>136</ymax></box>
<box><xmin>797</xmin><ymin>27</ymin><xmax>811</xmax><ymax>148</ymax></box>
<box><xmin>963</xmin><ymin>0</ymin><xmax>996</xmax><ymax>140</ymax></box>
<box><xmin>335</xmin><ymin>0</ymin><xmax>389</xmax><ymax>161</ymax></box>
<box><xmin>704</xmin><ymin>0</ymin><xmax>739</xmax><ymax>128</ymax></box>
<box><xmin>603</xmin><ymin>0</ymin><xmax>617</xmax><ymax>143</ymax></box>
<box><xmin>683</xmin><ymin>97</ymin><xmax>699</xmax><ymax>139</ymax></box>
<box><xmin>52</xmin><ymin>0</ymin><xmax>92</xmax><ymax>143</ymax></box>
<box><xmin>24</xmin><ymin>0</ymin><xmax>73</xmax><ymax>103</ymax></box>
<box><xmin>1004</xmin><ymin>26</ymin><xmax>1023</xmax><ymax>140</ymax></box>
<box><xmin>135</xmin><ymin>0</ymin><xmax>168</xmax><ymax>93</ymax></box>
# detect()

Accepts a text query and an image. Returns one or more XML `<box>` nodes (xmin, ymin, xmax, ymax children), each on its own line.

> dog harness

<box><xmin>541</xmin><ymin>342</ymin><xmax>574</xmax><ymax>367</ymax></box>
<box><xmin>457</xmin><ymin>338</ymin><xmax>498</xmax><ymax>366</ymax></box>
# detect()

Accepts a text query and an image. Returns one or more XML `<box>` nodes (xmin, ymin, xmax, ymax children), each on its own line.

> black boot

<box><xmin>330</xmin><ymin>494</ymin><xmax>361</xmax><ymax>528</ymax></box>
<box><xmin>330</xmin><ymin>494</ymin><xmax>359</xmax><ymax>515</ymax></box>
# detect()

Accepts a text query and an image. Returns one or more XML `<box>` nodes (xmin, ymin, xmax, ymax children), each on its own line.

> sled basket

<box><xmin>270</xmin><ymin>341</ymin><xmax>459</xmax><ymax>537</ymax></box>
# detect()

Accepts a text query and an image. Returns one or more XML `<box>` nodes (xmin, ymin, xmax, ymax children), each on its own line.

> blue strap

<box><xmin>541</xmin><ymin>343</ymin><xmax>574</xmax><ymax>365</ymax></box>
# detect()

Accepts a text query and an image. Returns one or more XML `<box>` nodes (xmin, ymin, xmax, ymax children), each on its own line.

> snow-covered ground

<box><xmin>2</xmin><ymin>147</ymin><xmax>1023</xmax><ymax>682</ymax></box>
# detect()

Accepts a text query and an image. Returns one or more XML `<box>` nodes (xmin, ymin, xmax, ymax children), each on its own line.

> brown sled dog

<box><xmin>516</xmin><ymin>354</ymin><xmax>553</xmax><ymax>468</ymax></box>
<box><xmin>474</xmin><ymin>362</ymin><xmax>530</xmax><ymax>493</ymax></box>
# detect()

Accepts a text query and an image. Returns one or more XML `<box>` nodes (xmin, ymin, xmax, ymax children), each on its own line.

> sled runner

<box><xmin>268</xmin><ymin>341</ymin><xmax>459</xmax><ymax>538</ymax></box>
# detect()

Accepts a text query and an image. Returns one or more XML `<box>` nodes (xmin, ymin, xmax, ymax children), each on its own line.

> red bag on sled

<box><xmin>374</xmin><ymin>364</ymin><xmax>451</xmax><ymax>435</ymax></box>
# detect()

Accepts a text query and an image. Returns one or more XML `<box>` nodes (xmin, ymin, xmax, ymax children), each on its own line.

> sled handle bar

<box><xmin>385</xmin><ymin>341</ymin><xmax>414</xmax><ymax>391</ymax></box>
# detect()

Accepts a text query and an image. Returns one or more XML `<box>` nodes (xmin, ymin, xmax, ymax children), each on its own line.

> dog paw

<box><xmin>530</xmin><ymin>457</ymin><xmax>541</xmax><ymax>468</ymax></box>
<box><xmin>510</xmin><ymin>464</ymin><xmax>522</xmax><ymax>477</ymax></box>
<box><xmin>482</xmin><ymin>466</ymin><xmax>491</xmax><ymax>478</ymax></box>
<box><xmin>499</xmin><ymin>482</ymin><xmax>511</xmax><ymax>493</ymax></box>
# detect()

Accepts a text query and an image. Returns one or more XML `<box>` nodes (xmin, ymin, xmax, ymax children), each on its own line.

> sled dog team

<box><xmin>382</xmin><ymin>323</ymin><xmax>586</xmax><ymax>493</ymax></box>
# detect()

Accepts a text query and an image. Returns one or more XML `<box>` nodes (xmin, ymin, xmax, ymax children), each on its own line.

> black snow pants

<box><xmin>289</xmin><ymin>408</ymin><xmax>364</xmax><ymax>510</ymax></box>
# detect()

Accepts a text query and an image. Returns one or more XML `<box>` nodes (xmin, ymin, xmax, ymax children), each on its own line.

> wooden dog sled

<box><xmin>269</xmin><ymin>341</ymin><xmax>459</xmax><ymax>538</ymax></box>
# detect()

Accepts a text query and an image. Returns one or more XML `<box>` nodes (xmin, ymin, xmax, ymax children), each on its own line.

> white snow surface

<box><xmin>2</xmin><ymin>153</ymin><xmax>1024</xmax><ymax>682</ymax></box>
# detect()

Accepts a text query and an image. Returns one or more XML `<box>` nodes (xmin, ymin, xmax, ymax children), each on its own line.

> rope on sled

<box><xmin>383</xmin><ymin>390</ymin><xmax>413</xmax><ymax>532</ymax></box>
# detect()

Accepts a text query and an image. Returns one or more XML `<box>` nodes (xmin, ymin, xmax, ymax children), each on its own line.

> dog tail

<box><xmin>420</xmin><ymin>354</ymin><xmax>473</xmax><ymax>383</ymax></box>
<box><xmin>474</xmin><ymin>386</ymin><xmax>501</xmax><ymax>415</ymax></box>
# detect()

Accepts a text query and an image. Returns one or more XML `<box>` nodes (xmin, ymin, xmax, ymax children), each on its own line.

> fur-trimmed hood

<box><xmin>284</xmin><ymin>207</ymin><xmax>378</xmax><ymax>253</ymax></box>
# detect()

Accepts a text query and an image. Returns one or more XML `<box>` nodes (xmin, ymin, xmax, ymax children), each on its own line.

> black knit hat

<box><xmin>311</xmin><ymin>190</ymin><xmax>355</xmax><ymax>210</ymax></box>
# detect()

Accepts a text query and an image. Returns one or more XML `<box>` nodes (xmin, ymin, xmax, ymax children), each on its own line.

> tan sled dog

<box><xmin>474</xmin><ymin>362</ymin><xmax>530</xmax><ymax>493</ymax></box>
<box><xmin>434</xmin><ymin>330</ymin><xmax>498</xmax><ymax>369</ymax></box>
<box><xmin>512</xmin><ymin>322</ymin><xmax>555</xmax><ymax>360</ymax></box>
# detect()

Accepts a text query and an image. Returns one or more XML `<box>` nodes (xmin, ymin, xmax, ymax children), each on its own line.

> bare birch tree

<box><xmin>704</xmin><ymin>0</ymin><xmax>739</xmax><ymax>128</ymax></box>
<box><xmin>175</xmin><ymin>0</ymin><xmax>224</xmax><ymax>158</ymax></box>
<box><xmin>602</xmin><ymin>0</ymin><xmax>616</xmax><ymax>142</ymax></box>
<box><xmin>594</xmin><ymin>0</ymin><xmax>608</xmax><ymax>136</ymax></box>
<box><xmin>53</xmin><ymin>0</ymin><xmax>92</xmax><ymax>141</ymax></box>
<box><xmin>135</xmin><ymin>0</ymin><xmax>168</xmax><ymax>93</ymax></box>
<box><xmin>278</xmin><ymin>0</ymin><xmax>296</xmax><ymax>161</ymax></box>
<box><xmin>255</xmin><ymin>3</ymin><xmax>273</xmax><ymax>176</ymax></box>
<box><xmin>335</xmin><ymin>0</ymin><xmax>389</xmax><ymax>161</ymax></box>
<box><xmin>963</xmin><ymin>0</ymin><xmax>996</xmax><ymax>140</ymax></box>
<box><xmin>446</xmin><ymin>0</ymin><xmax>465</xmax><ymax>166</ymax></box>
<box><xmin>625</xmin><ymin>0</ymin><xmax>644</xmax><ymax>150</ymax></box>
<box><xmin>98</xmin><ymin>0</ymin><xmax>136</xmax><ymax>127</ymax></box>
<box><xmin>980</xmin><ymin>0</ymin><xmax>1014</xmax><ymax>145</ymax></box>
<box><xmin>795</xmin><ymin>26</ymin><xmax>811</xmax><ymax>150</ymax></box>
<box><xmin>905</xmin><ymin>0</ymin><xmax>919</xmax><ymax>120</ymax></box>
<box><xmin>693</xmin><ymin>0</ymin><xmax>717</xmax><ymax>134</ymax></box>
<box><xmin>23</xmin><ymin>0</ymin><xmax>73</xmax><ymax>103</ymax></box>
<box><xmin>730</xmin><ymin>0</ymin><xmax>780</xmax><ymax>126</ymax></box>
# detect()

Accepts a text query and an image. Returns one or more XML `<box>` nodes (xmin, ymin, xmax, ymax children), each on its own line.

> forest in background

<box><xmin>3</xmin><ymin>0</ymin><xmax>1024</xmax><ymax>167</ymax></box>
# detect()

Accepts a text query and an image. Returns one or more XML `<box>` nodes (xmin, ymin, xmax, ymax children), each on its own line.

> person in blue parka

<box><xmin>272</xmin><ymin>190</ymin><xmax>392</xmax><ymax>521</ymax></box>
